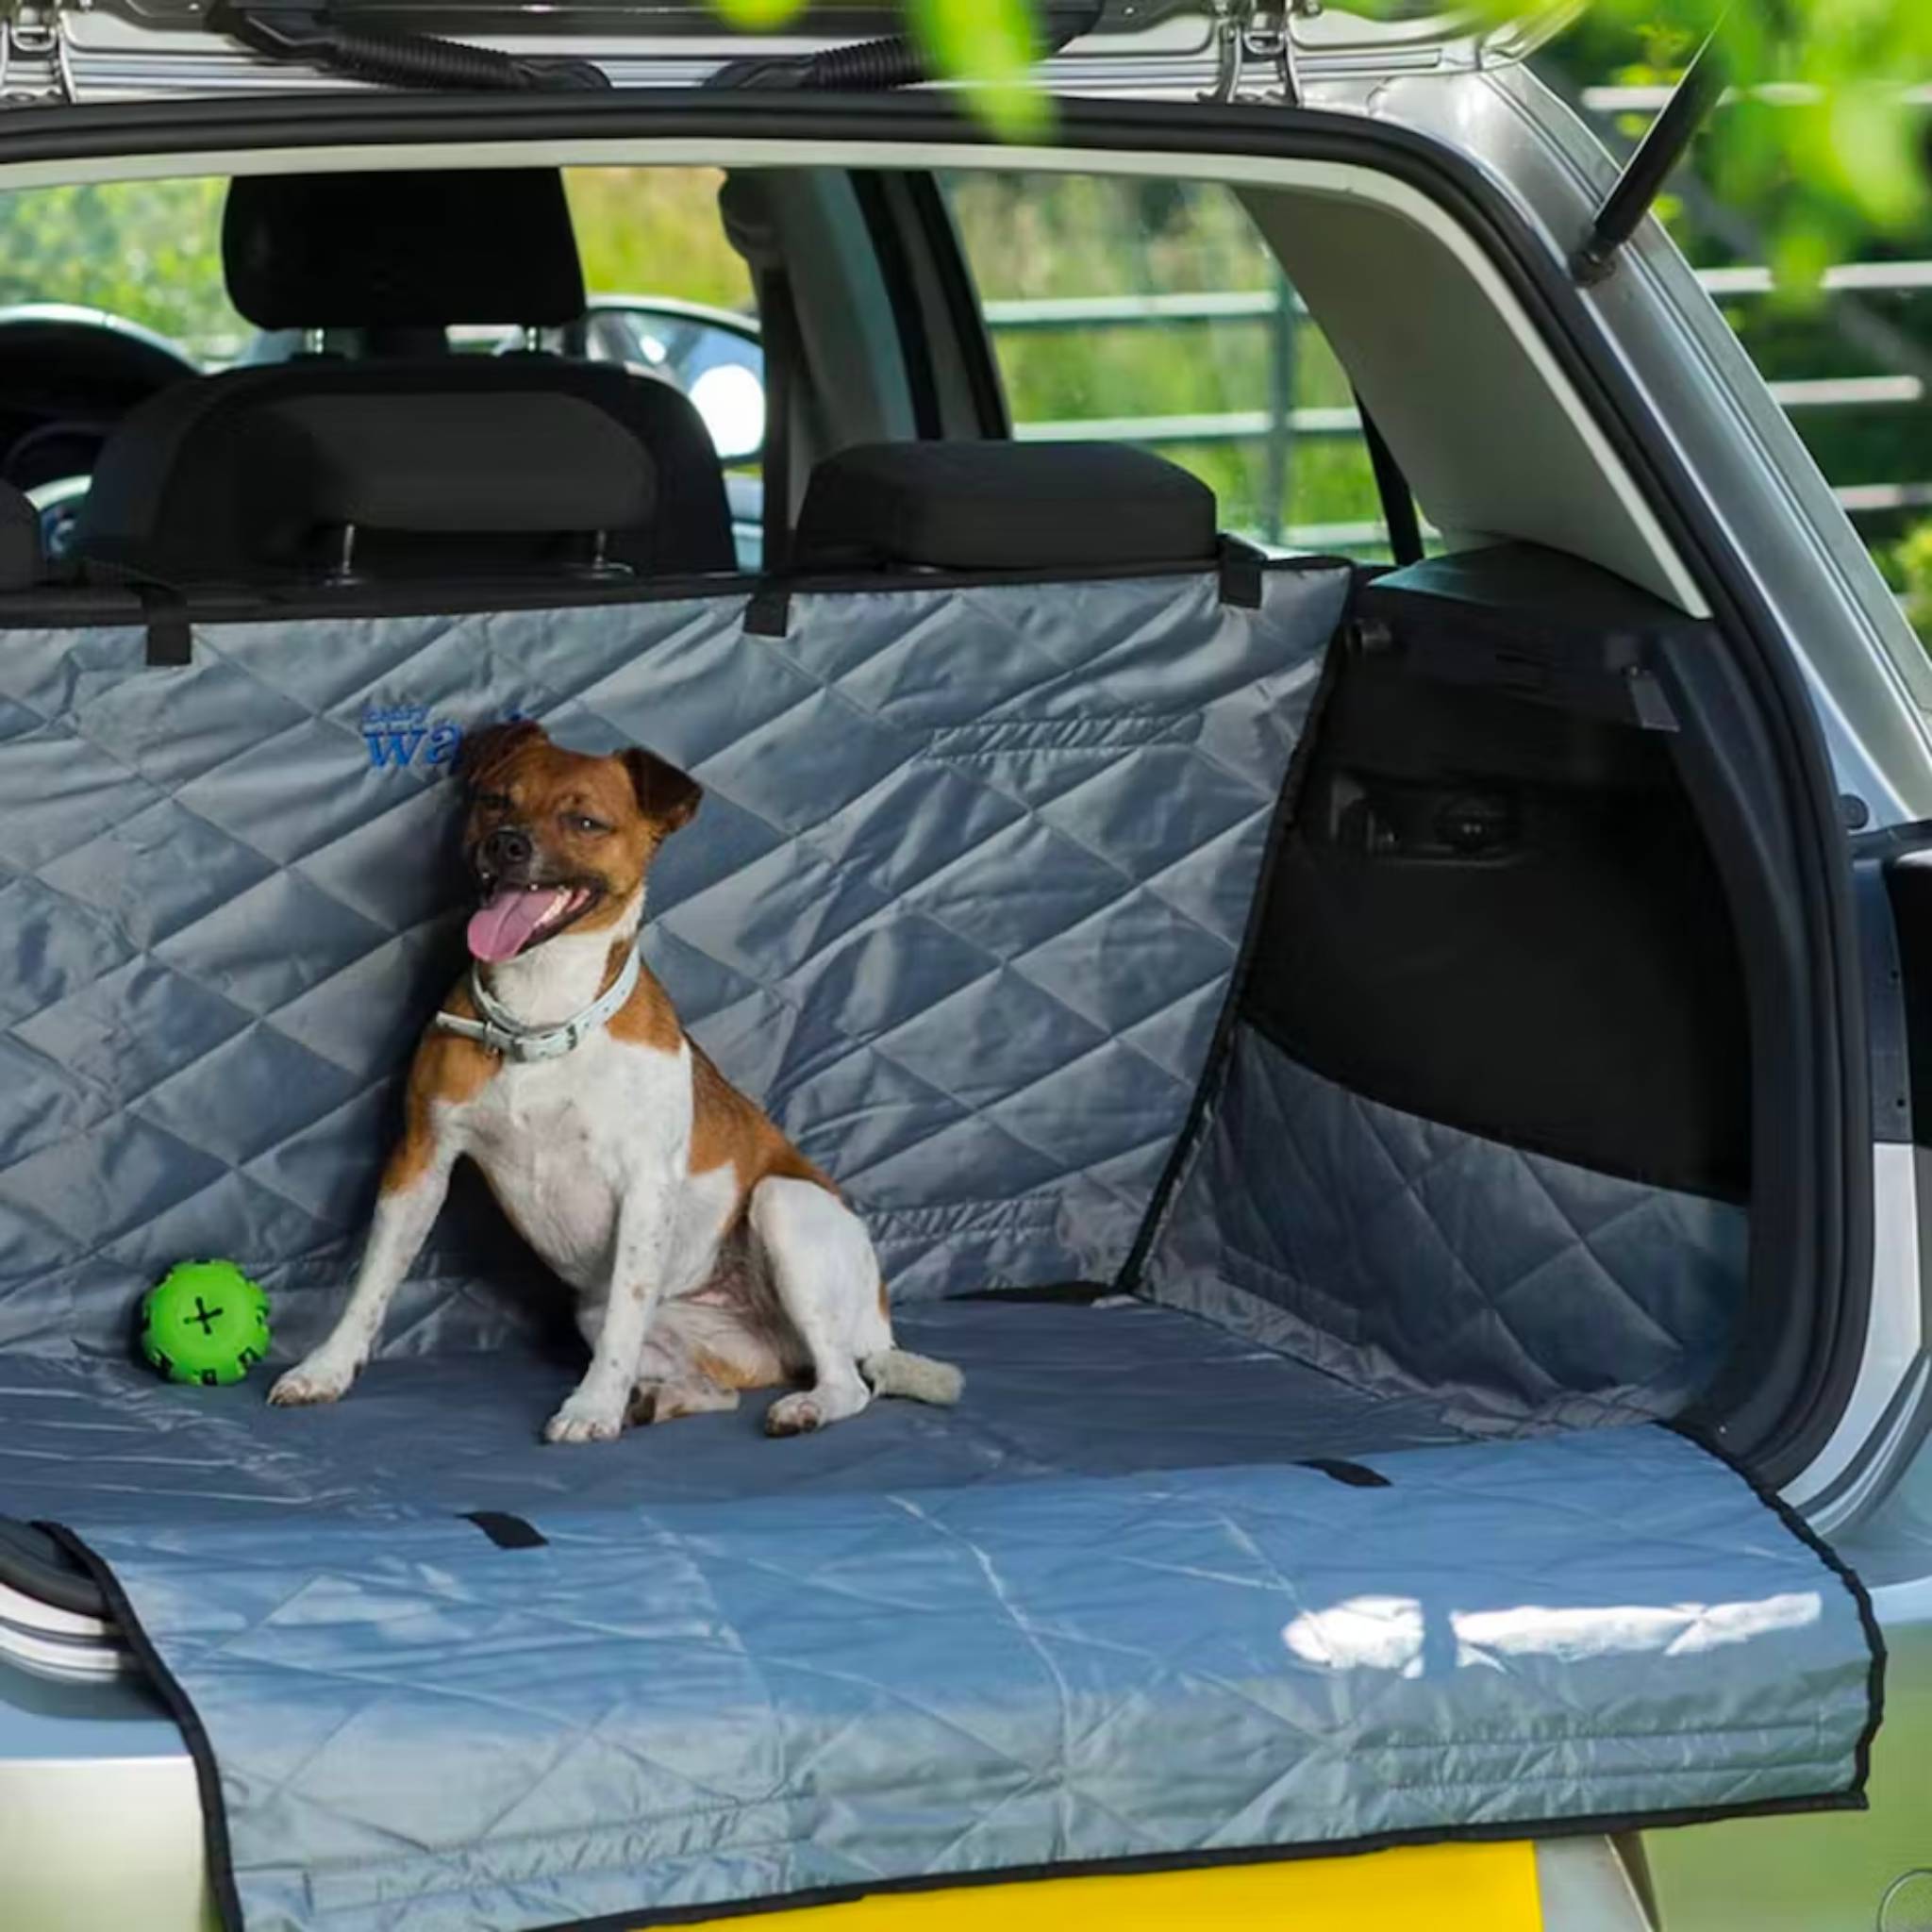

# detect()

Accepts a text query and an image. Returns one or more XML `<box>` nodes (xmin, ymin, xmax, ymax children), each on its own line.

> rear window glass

<box><xmin>942</xmin><ymin>171</ymin><xmax>1393</xmax><ymax>560</ymax></box>
<box><xmin>0</xmin><ymin>167</ymin><xmax>752</xmax><ymax>366</ymax></box>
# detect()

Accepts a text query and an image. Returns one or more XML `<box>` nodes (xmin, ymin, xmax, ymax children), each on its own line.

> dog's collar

<box><xmin>434</xmin><ymin>944</ymin><xmax>641</xmax><ymax>1064</ymax></box>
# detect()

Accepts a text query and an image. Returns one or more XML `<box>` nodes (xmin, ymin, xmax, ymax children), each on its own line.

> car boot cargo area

<box><xmin>0</xmin><ymin>421</ymin><xmax>1881</xmax><ymax>1932</ymax></box>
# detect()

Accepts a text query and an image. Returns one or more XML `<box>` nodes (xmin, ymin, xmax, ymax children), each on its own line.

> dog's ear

<box><xmin>623</xmin><ymin>747</ymin><xmax>702</xmax><ymax>836</ymax></box>
<box><xmin>458</xmin><ymin>719</ymin><xmax>543</xmax><ymax>794</ymax></box>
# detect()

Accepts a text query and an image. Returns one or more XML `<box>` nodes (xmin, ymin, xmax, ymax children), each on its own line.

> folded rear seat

<box><xmin>0</xmin><ymin>441</ymin><xmax>1879</xmax><ymax>1932</ymax></box>
<box><xmin>76</xmin><ymin>167</ymin><xmax>737</xmax><ymax>583</ymax></box>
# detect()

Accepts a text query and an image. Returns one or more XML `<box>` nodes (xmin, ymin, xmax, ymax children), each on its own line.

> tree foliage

<box><xmin>713</xmin><ymin>1</ymin><xmax>1932</xmax><ymax>279</ymax></box>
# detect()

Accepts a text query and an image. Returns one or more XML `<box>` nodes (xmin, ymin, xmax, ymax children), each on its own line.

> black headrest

<box><xmin>223</xmin><ymin>170</ymin><xmax>586</xmax><ymax>331</ymax></box>
<box><xmin>79</xmin><ymin>359</ymin><xmax>738</xmax><ymax>584</ymax></box>
<box><xmin>240</xmin><ymin>391</ymin><xmax>656</xmax><ymax>557</ymax></box>
<box><xmin>0</xmin><ymin>481</ymin><xmax>40</xmax><ymax>590</ymax></box>
<box><xmin>792</xmin><ymin>441</ymin><xmax>1219</xmax><ymax>574</ymax></box>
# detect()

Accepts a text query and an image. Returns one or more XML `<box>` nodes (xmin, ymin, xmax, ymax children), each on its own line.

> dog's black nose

<box><xmin>481</xmin><ymin>826</ymin><xmax>534</xmax><ymax>874</ymax></box>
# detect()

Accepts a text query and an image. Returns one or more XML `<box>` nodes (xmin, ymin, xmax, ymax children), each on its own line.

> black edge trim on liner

<box><xmin>1664</xmin><ymin>1419</ymin><xmax>1887</xmax><ymax>1804</ymax></box>
<box><xmin>38</xmin><ymin>1522</ymin><xmax>248</xmax><ymax>1932</ymax></box>
<box><xmin>40</xmin><ymin>1437</ymin><xmax>1873</xmax><ymax>1932</ymax></box>
<box><xmin>0</xmin><ymin>552</ymin><xmax>1353</xmax><ymax>639</ymax></box>
<box><xmin>544</xmin><ymin>1790</ymin><xmax>1864</xmax><ymax>1932</ymax></box>
<box><xmin>1116</xmin><ymin>589</ymin><xmax>1356</xmax><ymax>1291</ymax></box>
<box><xmin>0</xmin><ymin>81</ymin><xmax>1860</xmax><ymax>1474</ymax></box>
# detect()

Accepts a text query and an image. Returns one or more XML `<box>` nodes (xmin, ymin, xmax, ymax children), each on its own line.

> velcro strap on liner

<box><xmin>139</xmin><ymin>586</ymin><xmax>192</xmax><ymax>667</ymax></box>
<box><xmin>743</xmin><ymin>583</ymin><xmax>791</xmax><ymax>637</ymax></box>
<box><xmin>1218</xmin><ymin>535</ymin><xmax>1265</xmax><ymax>609</ymax></box>
<box><xmin>462</xmin><ymin>1511</ymin><xmax>548</xmax><ymax>1550</ymax></box>
<box><xmin>1298</xmin><ymin>1457</ymin><xmax>1391</xmax><ymax>1489</ymax></box>
<box><xmin>72</xmin><ymin>551</ymin><xmax>193</xmax><ymax>667</ymax></box>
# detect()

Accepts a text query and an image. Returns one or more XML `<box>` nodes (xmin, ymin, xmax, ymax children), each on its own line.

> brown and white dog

<box><xmin>269</xmin><ymin>720</ymin><xmax>961</xmax><ymax>1441</ymax></box>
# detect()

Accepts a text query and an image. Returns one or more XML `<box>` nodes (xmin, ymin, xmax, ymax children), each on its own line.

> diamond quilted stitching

<box><xmin>132</xmin><ymin>1023</ymin><xmax>372</xmax><ymax>1169</ymax></box>
<box><xmin>0</xmin><ymin>1111</ymin><xmax>237</xmax><ymax>1247</ymax></box>
<box><xmin>1149</xmin><ymin>1031</ymin><xmax>1746</xmax><ymax>1424</ymax></box>
<box><xmin>153</xmin><ymin>870</ymin><xmax>395</xmax><ymax>1018</ymax></box>
<box><xmin>0</xmin><ymin>873</ymin><xmax>133</xmax><ymax>1028</ymax></box>
<box><xmin>12</xmin><ymin>957</ymin><xmax>254</xmax><ymax>1115</ymax></box>
<box><xmin>71</xmin><ymin>652</ymin><xmax>313</xmax><ymax>791</ymax></box>
<box><xmin>0</xmin><ymin>725</ymin><xmax>161</xmax><ymax>873</ymax></box>
<box><xmin>0</xmin><ymin>570</ymin><xmax>1343</xmax><ymax>1344</ymax></box>
<box><xmin>37</xmin><ymin>796</ymin><xmax>279</xmax><ymax>954</ymax></box>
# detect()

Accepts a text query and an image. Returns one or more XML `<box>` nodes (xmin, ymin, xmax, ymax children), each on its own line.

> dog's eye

<box><xmin>569</xmin><ymin>814</ymin><xmax>609</xmax><ymax>836</ymax></box>
<box><xmin>475</xmin><ymin>791</ymin><xmax>512</xmax><ymax>813</ymax></box>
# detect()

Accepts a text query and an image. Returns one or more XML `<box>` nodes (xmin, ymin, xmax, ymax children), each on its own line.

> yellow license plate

<box><xmin>676</xmin><ymin>1842</ymin><xmax>1541</xmax><ymax>1930</ymax></box>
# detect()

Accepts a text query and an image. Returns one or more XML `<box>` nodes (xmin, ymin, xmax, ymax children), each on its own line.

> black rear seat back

<box><xmin>792</xmin><ymin>441</ymin><xmax>1220</xmax><ymax>574</ymax></box>
<box><xmin>86</xmin><ymin>365</ymin><xmax>680</xmax><ymax>584</ymax></box>
<box><xmin>78</xmin><ymin>169</ymin><xmax>735</xmax><ymax>584</ymax></box>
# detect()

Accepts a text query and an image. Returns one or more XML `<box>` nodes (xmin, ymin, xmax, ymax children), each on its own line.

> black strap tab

<box><xmin>1298</xmin><ymin>1457</ymin><xmax>1391</xmax><ymax>1489</ymax></box>
<box><xmin>140</xmin><ymin>588</ymin><xmax>192</xmax><ymax>668</ymax></box>
<box><xmin>462</xmin><ymin>1510</ymin><xmax>547</xmax><ymax>1549</ymax></box>
<box><xmin>1217</xmin><ymin>536</ymin><xmax>1265</xmax><ymax>609</ymax></box>
<box><xmin>743</xmin><ymin>583</ymin><xmax>792</xmax><ymax>638</ymax></box>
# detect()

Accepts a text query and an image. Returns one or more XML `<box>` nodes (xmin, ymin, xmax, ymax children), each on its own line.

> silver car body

<box><xmin>1</xmin><ymin>8</ymin><xmax>1928</xmax><ymax>1927</ymax></box>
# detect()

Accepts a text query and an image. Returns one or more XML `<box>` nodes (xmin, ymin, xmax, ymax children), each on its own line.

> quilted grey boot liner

<box><xmin>0</xmin><ymin>564</ymin><xmax>1877</xmax><ymax>1929</ymax></box>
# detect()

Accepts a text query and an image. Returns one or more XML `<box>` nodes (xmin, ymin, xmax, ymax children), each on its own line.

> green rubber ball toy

<box><xmin>141</xmin><ymin>1261</ymin><xmax>271</xmax><ymax>1387</ymax></box>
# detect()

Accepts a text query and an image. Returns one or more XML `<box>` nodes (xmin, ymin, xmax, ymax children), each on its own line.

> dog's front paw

<box><xmin>268</xmin><ymin>1357</ymin><xmax>356</xmax><ymax>1407</ymax></box>
<box><xmin>543</xmin><ymin>1389</ymin><xmax>625</xmax><ymax>1444</ymax></box>
<box><xmin>764</xmin><ymin>1390</ymin><xmax>827</xmax><ymax>1437</ymax></box>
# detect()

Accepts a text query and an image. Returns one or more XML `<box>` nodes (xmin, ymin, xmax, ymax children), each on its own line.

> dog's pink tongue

<box><xmin>467</xmin><ymin>888</ymin><xmax>564</xmax><ymax>963</ymax></box>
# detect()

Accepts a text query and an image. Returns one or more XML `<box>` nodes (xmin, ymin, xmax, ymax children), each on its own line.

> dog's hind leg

<box><xmin>628</xmin><ymin>1293</ymin><xmax>786</xmax><ymax>1426</ymax></box>
<box><xmin>752</xmin><ymin>1176</ymin><xmax>889</xmax><ymax>1436</ymax></box>
<box><xmin>632</xmin><ymin>1377</ymin><xmax>741</xmax><ymax>1424</ymax></box>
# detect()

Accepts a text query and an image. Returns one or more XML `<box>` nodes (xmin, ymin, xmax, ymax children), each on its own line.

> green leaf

<box><xmin>710</xmin><ymin>0</ymin><xmax>808</xmax><ymax>25</ymax></box>
<box><xmin>908</xmin><ymin>0</ymin><xmax>1052</xmax><ymax>140</ymax></box>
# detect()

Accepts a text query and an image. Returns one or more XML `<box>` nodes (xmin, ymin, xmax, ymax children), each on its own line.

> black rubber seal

<box><xmin>0</xmin><ymin>1515</ymin><xmax>105</xmax><ymax>1617</ymax></box>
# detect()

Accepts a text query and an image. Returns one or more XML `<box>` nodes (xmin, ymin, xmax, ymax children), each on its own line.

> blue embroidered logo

<box><xmin>361</xmin><ymin>705</ymin><xmax>465</xmax><ymax>772</ymax></box>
